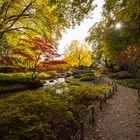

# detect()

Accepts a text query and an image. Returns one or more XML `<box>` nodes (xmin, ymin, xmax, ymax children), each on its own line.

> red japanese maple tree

<box><xmin>13</xmin><ymin>36</ymin><xmax>66</xmax><ymax>80</ymax></box>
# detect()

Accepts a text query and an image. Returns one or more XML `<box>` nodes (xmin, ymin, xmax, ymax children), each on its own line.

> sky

<box><xmin>57</xmin><ymin>0</ymin><xmax>104</xmax><ymax>55</ymax></box>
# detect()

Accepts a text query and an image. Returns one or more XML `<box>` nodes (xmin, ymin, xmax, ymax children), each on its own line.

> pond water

<box><xmin>44</xmin><ymin>77</ymin><xmax>65</xmax><ymax>87</ymax></box>
<box><xmin>42</xmin><ymin>77</ymin><xmax>72</xmax><ymax>94</ymax></box>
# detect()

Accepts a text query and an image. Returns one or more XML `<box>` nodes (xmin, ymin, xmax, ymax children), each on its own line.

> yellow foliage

<box><xmin>94</xmin><ymin>71</ymin><xmax>101</xmax><ymax>77</ymax></box>
<box><xmin>64</xmin><ymin>40</ymin><xmax>92</xmax><ymax>68</ymax></box>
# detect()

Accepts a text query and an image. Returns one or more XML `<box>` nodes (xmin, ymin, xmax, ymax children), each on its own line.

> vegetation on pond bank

<box><xmin>0</xmin><ymin>72</ymin><xmax>57</xmax><ymax>93</ymax></box>
<box><xmin>0</xmin><ymin>82</ymin><xmax>112</xmax><ymax>140</ymax></box>
<box><xmin>0</xmin><ymin>72</ymin><xmax>56</xmax><ymax>83</ymax></box>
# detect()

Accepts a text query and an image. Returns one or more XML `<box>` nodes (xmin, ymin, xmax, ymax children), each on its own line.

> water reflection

<box><xmin>44</xmin><ymin>78</ymin><xmax>65</xmax><ymax>87</ymax></box>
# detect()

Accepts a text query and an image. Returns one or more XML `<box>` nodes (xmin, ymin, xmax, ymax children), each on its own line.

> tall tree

<box><xmin>87</xmin><ymin>0</ymin><xmax>140</xmax><ymax>70</ymax></box>
<box><xmin>64</xmin><ymin>40</ymin><xmax>92</xmax><ymax>68</ymax></box>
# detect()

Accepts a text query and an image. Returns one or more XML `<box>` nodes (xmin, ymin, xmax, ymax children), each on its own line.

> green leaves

<box><xmin>0</xmin><ymin>0</ymin><xmax>95</xmax><ymax>43</ymax></box>
<box><xmin>87</xmin><ymin>0</ymin><xmax>140</xmax><ymax>69</ymax></box>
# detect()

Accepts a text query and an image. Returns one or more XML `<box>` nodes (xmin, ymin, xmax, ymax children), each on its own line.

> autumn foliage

<box><xmin>13</xmin><ymin>36</ymin><xmax>66</xmax><ymax>80</ymax></box>
<box><xmin>115</xmin><ymin>46</ymin><xmax>140</xmax><ymax>79</ymax></box>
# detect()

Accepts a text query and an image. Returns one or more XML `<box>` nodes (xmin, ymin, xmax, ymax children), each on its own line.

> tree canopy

<box><xmin>87</xmin><ymin>0</ymin><xmax>140</xmax><ymax>71</ymax></box>
<box><xmin>0</xmin><ymin>0</ymin><xmax>95</xmax><ymax>44</ymax></box>
<box><xmin>0</xmin><ymin>0</ymin><xmax>95</xmax><ymax>75</ymax></box>
<box><xmin>64</xmin><ymin>40</ymin><xmax>92</xmax><ymax>68</ymax></box>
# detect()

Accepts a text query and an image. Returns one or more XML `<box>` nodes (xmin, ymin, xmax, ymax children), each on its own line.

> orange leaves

<box><xmin>35</xmin><ymin>37</ymin><xmax>53</xmax><ymax>48</ymax></box>
<box><xmin>42</xmin><ymin>60</ymin><xmax>67</xmax><ymax>65</ymax></box>
<box><xmin>13</xmin><ymin>48</ymin><xmax>34</xmax><ymax>60</ymax></box>
<box><xmin>38</xmin><ymin>67</ymin><xmax>63</xmax><ymax>72</ymax></box>
<box><xmin>12</xmin><ymin>36</ymin><xmax>66</xmax><ymax>80</ymax></box>
<box><xmin>0</xmin><ymin>56</ymin><xmax>14</xmax><ymax>66</ymax></box>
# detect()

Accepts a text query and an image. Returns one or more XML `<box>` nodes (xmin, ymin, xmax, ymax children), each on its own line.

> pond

<box><xmin>44</xmin><ymin>77</ymin><xmax>65</xmax><ymax>87</ymax></box>
<box><xmin>42</xmin><ymin>77</ymin><xmax>73</xmax><ymax>94</ymax></box>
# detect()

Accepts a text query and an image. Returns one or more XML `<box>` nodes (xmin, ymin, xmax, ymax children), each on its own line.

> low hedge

<box><xmin>60</xmin><ymin>84</ymin><xmax>112</xmax><ymax>106</ymax></box>
<box><xmin>117</xmin><ymin>79</ymin><xmax>140</xmax><ymax>89</ymax></box>
<box><xmin>0</xmin><ymin>66</ymin><xmax>14</xmax><ymax>73</ymax></box>
<box><xmin>72</xmin><ymin>69</ymin><xmax>92</xmax><ymax>75</ymax></box>
<box><xmin>73</xmin><ymin>73</ymin><xmax>94</xmax><ymax>79</ymax></box>
<box><xmin>109</xmin><ymin>71</ymin><xmax>133</xmax><ymax>79</ymax></box>
<box><xmin>79</xmin><ymin>76</ymin><xmax>95</xmax><ymax>81</ymax></box>
<box><xmin>0</xmin><ymin>73</ymin><xmax>32</xmax><ymax>83</ymax></box>
<box><xmin>0</xmin><ymin>72</ymin><xmax>50</xmax><ymax>84</ymax></box>
<box><xmin>73</xmin><ymin>74</ymin><xmax>83</xmax><ymax>78</ymax></box>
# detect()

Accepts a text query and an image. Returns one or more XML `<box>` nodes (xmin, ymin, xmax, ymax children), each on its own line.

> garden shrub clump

<box><xmin>117</xmin><ymin>79</ymin><xmax>140</xmax><ymax>89</ymax></box>
<box><xmin>109</xmin><ymin>71</ymin><xmax>132</xmax><ymax>79</ymax></box>
<box><xmin>0</xmin><ymin>73</ymin><xmax>32</xmax><ymax>83</ymax></box>
<box><xmin>0</xmin><ymin>73</ymin><xmax>48</xmax><ymax>93</ymax></box>
<box><xmin>0</xmin><ymin>91</ymin><xmax>77</xmax><ymax>140</ymax></box>
<box><xmin>79</xmin><ymin>75</ymin><xmax>95</xmax><ymax>81</ymax></box>
<box><xmin>0</xmin><ymin>72</ymin><xmax>51</xmax><ymax>84</ymax></box>
<box><xmin>46</xmin><ymin>71</ymin><xmax>57</xmax><ymax>78</ymax></box>
<box><xmin>72</xmin><ymin>69</ymin><xmax>94</xmax><ymax>79</ymax></box>
<box><xmin>0</xmin><ymin>83</ymin><xmax>112</xmax><ymax>139</ymax></box>
<box><xmin>109</xmin><ymin>71</ymin><xmax>140</xmax><ymax>89</ymax></box>
<box><xmin>72</xmin><ymin>69</ymin><xmax>92</xmax><ymax>75</ymax></box>
<box><xmin>61</xmin><ymin>84</ymin><xmax>112</xmax><ymax>105</ymax></box>
<box><xmin>98</xmin><ymin>67</ymin><xmax>108</xmax><ymax>74</ymax></box>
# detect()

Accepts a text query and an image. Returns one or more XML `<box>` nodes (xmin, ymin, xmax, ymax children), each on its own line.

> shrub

<box><xmin>109</xmin><ymin>71</ymin><xmax>133</xmax><ymax>79</ymax></box>
<box><xmin>0</xmin><ymin>66</ymin><xmax>13</xmax><ymax>73</ymax></box>
<box><xmin>72</xmin><ymin>69</ymin><xmax>92</xmax><ymax>75</ymax></box>
<box><xmin>0</xmin><ymin>73</ymin><xmax>32</xmax><ymax>84</ymax></box>
<box><xmin>0</xmin><ymin>91</ymin><xmax>76</xmax><ymax>140</ymax></box>
<box><xmin>99</xmin><ymin>67</ymin><xmax>108</xmax><ymax>74</ymax></box>
<box><xmin>73</xmin><ymin>73</ymin><xmax>94</xmax><ymax>79</ymax></box>
<box><xmin>73</xmin><ymin>74</ymin><xmax>82</xmax><ymax>78</ymax></box>
<box><xmin>117</xmin><ymin>79</ymin><xmax>140</xmax><ymax>89</ymax></box>
<box><xmin>84</xmin><ymin>73</ymin><xmax>94</xmax><ymax>76</ymax></box>
<box><xmin>0</xmin><ymin>72</ymin><xmax>55</xmax><ymax>84</ymax></box>
<box><xmin>0</xmin><ymin>82</ymin><xmax>112</xmax><ymax>139</ymax></box>
<box><xmin>61</xmin><ymin>84</ymin><xmax>112</xmax><ymax>106</ymax></box>
<box><xmin>47</xmin><ymin>71</ymin><xmax>57</xmax><ymax>78</ymax></box>
<box><xmin>0</xmin><ymin>84</ymin><xmax>31</xmax><ymax>94</ymax></box>
<box><xmin>79</xmin><ymin>76</ymin><xmax>95</xmax><ymax>81</ymax></box>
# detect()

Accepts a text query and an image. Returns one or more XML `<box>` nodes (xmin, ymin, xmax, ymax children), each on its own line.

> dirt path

<box><xmin>85</xmin><ymin>84</ymin><xmax>140</xmax><ymax>140</ymax></box>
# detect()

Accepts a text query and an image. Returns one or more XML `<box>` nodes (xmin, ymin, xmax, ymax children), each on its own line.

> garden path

<box><xmin>85</xmin><ymin>81</ymin><xmax>140</xmax><ymax>140</ymax></box>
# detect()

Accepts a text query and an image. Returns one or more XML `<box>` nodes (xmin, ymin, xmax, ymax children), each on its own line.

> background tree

<box><xmin>115</xmin><ymin>46</ymin><xmax>140</xmax><ymax>81</ymax></box>
<box><xmin>64</xmin><ymin>40</ymin><xmax>92</xmax><ymax>69</ymax></box>
<box><xmin>87</xmin><ymin>0</ymin><xmax>140</xmax><ymax>73</ymax></box>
